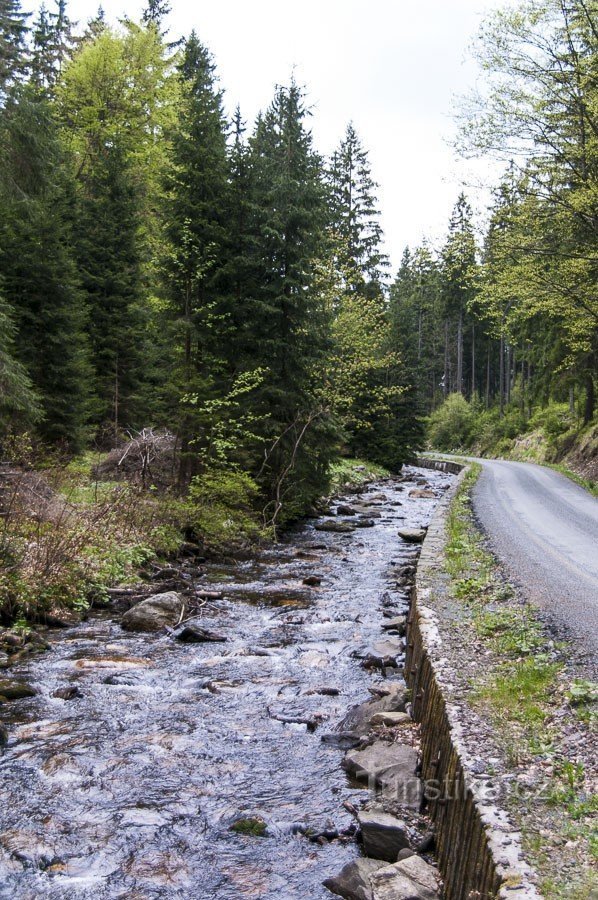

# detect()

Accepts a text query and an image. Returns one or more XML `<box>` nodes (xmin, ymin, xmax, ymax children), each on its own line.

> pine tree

<box><xmin>76</xmin><ymin>144</ymin><xmax>146</xmax><ymax>440</ymax></box>
<box><xmin>328</xmin><ymin>122</ymin><xmax>389</xmax><ymax>293</ymax></box>
<box><xmin>31</xmin><ymin>0</ymin><xmax>75</xmax><ymax>92</ymax></box>
<box><xmin>441</xmin><ymin>193</ymin><xmax>478</xmax><ymax>396</ymax></box>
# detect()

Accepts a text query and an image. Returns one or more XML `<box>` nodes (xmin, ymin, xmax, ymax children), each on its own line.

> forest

<box><xmin>0</xmin><ymin>0</ymin><xmax>596</xmax><ymax>621</ymax></box>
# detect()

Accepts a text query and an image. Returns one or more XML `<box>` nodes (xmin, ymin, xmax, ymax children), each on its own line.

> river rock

<box><xmin>0</xmin><ymin>679</ymin><xmax>37</xmax><ymax>701</ymax></box>
<box><xmin>397</xmin><ymin>528</ymin><xmax>426</xmax><ymax>543</ymax></box>
<box><xmin>408</xmin><ymin>489</ymin><xmax>436</xmax><ymax>499</ymax></box>
<box><xmin>52</xmin><ymin>686</ymin><xmax>82</xmax><ymax>701</ymax></box>
<box><xmin>303</xmin><ymin>575</ymin><xmax>323</xmax><ymax>586</ymax></box>
<box><xmin>323</xmin><ymin>857</ymin><xmax>386</xmax><ymax>900</ymax></box>
<box><xmin>360</xmin><ymin>637</ymin><xmax>404</xmax><ymax>670</ymax></box>
<box><xmin>0</xmin><ymin>725</ymin><xmax>7</xmax><ymax>747</ymax></box>
<box><xmin>173</xmin><ymin>624</ymin><xmax>227</xmax><ymax>643</ymax></box>
<box><xmin>315</xmin><ymin>520</ymin><xmax>354</xmax><ymax>533</ymax></box>
<box><xmin>357</xmin><ymin>808</ymin><xmax>410</xmax><ymax>862</ymax></box>
<box><xmin>343</xmin><ymin>742</ymin><xmax>420</xmax><ymax>806</ymax></box>
<box><xmin>0</xmin><ymin>652</ymin><xmax>10</xmax><ymax>668</ymax></box>
<box><xmin>336</xmin><ymin>504</ymin><xmax>357</xmax><ymax>516</ymax></box>
<box><xmin>370</xmin><ymin>711</ymin><xmax>411</xmax><ymax>728</ymax></box>
<box><xmin>0</xmin><ymin>828</ymin><xmax>61</xmax><ymax>870</ymax></box>
<box><xmin>321</xmin><ymin>731</ymin><xmax>362</xmax><ymax>750</ymax></box>
<box><xmin>355</xmin><ymin>518</ymin><xmax>376</xmax><ymax>528</ymax></box>
<box><xmin>121</xmin><ymin>591</ymin><xmax>185</xmax><ymax>632</ymax></box>
<box><xmin>339</xmin><ymin>686</ymin><xmax>407</xmax><ymax>736</ymax></box>
<box><xmin>381</xmin><ymin>616</ymin><xmax>407</xmax><ymax>635</ymax></box>
<box><xmin>369</xmin><ymin>855</ymin><xmax>439</xmax><ymax>899</ymax></box>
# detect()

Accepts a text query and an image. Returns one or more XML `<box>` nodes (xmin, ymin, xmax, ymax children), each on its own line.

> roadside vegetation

<box><xmin>426</xmin><ymin>395</ymin><xmax>598</xmax><ymax>495</ymax></box>
<box><xmin>444</xmin><ymin>466</ymin><xmax>597</xmax><ymax>898</ymax></box>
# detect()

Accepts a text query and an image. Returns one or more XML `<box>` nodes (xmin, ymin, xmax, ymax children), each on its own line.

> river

<box><xmin>0</xmin><ymin>465</ymin><xmax>452</xmax><ymax>900</ymax></box>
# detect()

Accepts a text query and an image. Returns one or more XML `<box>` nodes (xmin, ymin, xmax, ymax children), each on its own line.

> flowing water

<box><xmin>0</xmin><ymin>466</ymin><xmax>452</xmax><ymax>900</ymax></box>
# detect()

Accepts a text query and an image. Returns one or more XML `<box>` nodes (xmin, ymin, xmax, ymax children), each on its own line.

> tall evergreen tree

<box><xmin>441</xmin><ymin>193</ymin><xmax>478</xmax><ymax>396</ymax></box>
<box><xmin>0</xmin><ymin>87</ymin><xmax>90</xmax><ymax>449</ymax></box>
<box><xmin>76</xmin><ymin>144</ymin><xmax>146</xmax><ymax>439</ymax></box>
<box><xmin>247</xmin><ymin>81</ymin><xmax>337</xmax><ymax>521</ymax></box>
<box><xmin>161</xmin><ymin>32</ymin><xmax>229</xmax><ymax>479</ymax></box>
<box><xmin>0</xmin><ymin>286</ymin><xmax>41</xmax><ymax>436</ymax></box>
<box><xmin>30</xmin><ymin>0</ymin><xmax>75</xmax><ymax>92</ymax></box>
<box><xmin>0</xmin><ymin>0</ymin><xmax>29</xmax><ymax>99</ymax></box>
<box><xmin>328</xmin><ymin>122</ymin><xmax>389</xmax><ymax>293</ymax></box>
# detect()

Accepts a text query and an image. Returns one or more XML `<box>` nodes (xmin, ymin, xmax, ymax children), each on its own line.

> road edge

<box><xmin>406</xmin><ymin>458</ymin><xmax>541</xmax><ymax>900</ymax></box>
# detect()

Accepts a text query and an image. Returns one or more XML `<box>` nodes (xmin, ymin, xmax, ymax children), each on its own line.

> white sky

<box><xmin>59</xmin><ymin>0</ymin><xmax>509</xmax><ymax>269</ymax></box>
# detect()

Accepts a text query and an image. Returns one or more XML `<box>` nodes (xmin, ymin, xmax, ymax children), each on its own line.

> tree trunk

<box><xmin>499</xmin><ymin>334</ymin><xmax>505</xmax><ymax>417</ymax></box>
<box><xmin>584</xmin><ymin>371</ymin><xmax>595</xmax><ymax>424</ymax></box>
<box><xmin>456</xmin><ymin>306</ymin><xmax>463</xmax><ymax>394</ymax></box>
<box><xmin>443</xmin><ymin>319</ymin><xmax>449</xmax><ymax>399</ymax></box>
<box><xmin>486</xmin><ymin>347</ymin><xmax>491</xmax><ymax>409</ymax></box>
<box><xmin>471</xmin><ymin>324</ymin><xmax>476</xmax><ymax>399</ymax></box>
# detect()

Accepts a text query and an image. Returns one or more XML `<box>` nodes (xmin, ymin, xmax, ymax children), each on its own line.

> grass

<box><xmin>542</xmin><ymin>462</ymin><xmax>598</xmax><ymax>498</ymax></box>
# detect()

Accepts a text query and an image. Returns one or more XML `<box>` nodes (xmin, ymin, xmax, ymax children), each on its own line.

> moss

<box><xmin>229</xmin><ymin>816</ymin><xmax>267</xmax><ymax>837</ymax></box>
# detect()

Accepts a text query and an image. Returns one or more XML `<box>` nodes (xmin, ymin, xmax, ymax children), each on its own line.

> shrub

<box><xmin>427</xmin><ymin>393</ymin><xmax>475</xmax><ymax>450</ymax></box>
<box><xmin>187</xmin><ymin>469</ymin><xmax>268</xmax><ymax>553</ymax></box>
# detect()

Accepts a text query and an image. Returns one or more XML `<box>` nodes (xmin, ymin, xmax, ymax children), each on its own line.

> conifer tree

<box><xmin>161</xmin><ymin>32</ymin><xmax>229</xmax><ymax>479</ymax></box>
<box><xmin>76</xmin><ymin>144</ymin><xmax>146</xmax><ymax>439</ymax></box>
<box><xmin>247</xmin><ymin>81</ymin><xmax>337</xmax><ymax>520</ymax></box>
<box><xmin>328</xmin><ymin>122</ymin><xmax>389</xmax><ymax>293</ymax></box>
<box><xmin>30</xmin><ymin>0</ymin><xmax>75</xmax><ymax>92</ymax></box>
<box><xmin>0</xmin><ymin>287</ymin><xmax>41</xmax><ymax>436</ymax></box>
<box><xmin>441</xmin><ymin>194</ymin><xmax>478</xmax><ymax>396</ymax></box>
<box><xmin>0</xmin><ymin>0</ymin><xmax>29</xmax><ymax>98</ymax></box>
<box><xmin>0</xmin><ymin>87</ymin><xmax>90</xmax><ymax>449</ymax></box>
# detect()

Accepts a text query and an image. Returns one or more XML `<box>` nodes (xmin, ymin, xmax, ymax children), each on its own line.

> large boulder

<box><xmin>323</xmin><ymin>858</ymin><xmax>386</xmax><ymax>900</ymax></box>
<box><xmin>121</xmin><ymin>592</ymin><xmax>185</xmax><ymax>632</ymax></box>
<box><xmin>370</xmin><ymin>855</ymin><xmax>439</xmax><ymax>899</ymax></box>
<box><xmin>357</xmin><ymin>808</ymin><xmax>410</xmax><ymax>862</ymax></box>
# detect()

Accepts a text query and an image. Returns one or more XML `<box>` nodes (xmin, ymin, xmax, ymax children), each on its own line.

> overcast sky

<box><xmin>62</xmin><ymin>0</ymin><xmax>509</xmax><ymax>270</ymax></box>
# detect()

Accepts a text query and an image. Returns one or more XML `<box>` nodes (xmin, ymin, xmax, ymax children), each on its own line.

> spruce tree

<box><xmin>0</xmin><ymin>287</ymin><xmax>41</xmax><ymax>436</ymax></box>
<box><xmin>161</xmin><ymin>32</ymin><xmax>229</xmax><ymax>479</ymax></box>
<box><xmin>328</xmin><ymin>122</ymin><xmax>389</xmax><ymax>294</ymax></box>
<box><xmin>247</xmin><ymin>81</ymin><xmax>337</xmax><ymax>521</ymax></box>
<box><xmin>0</xmin><ymin>0</ymin><xmax>29</xmax><ymax>98</ymax></box>
<box><xmin>0</xmin><ymin>87</ymin><xmax>90</xmax><ymax>449</ymax></box>
<box><xmin>76</xmin><ymin>144</ymin><xmax>146</xmax><ymax>440</ymax></box>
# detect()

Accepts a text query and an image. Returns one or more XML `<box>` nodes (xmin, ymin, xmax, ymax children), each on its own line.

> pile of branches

<box><xmin>93</xmin><ymin>428</ymin><xmax>179</xmax><ymax>491</ymax></box>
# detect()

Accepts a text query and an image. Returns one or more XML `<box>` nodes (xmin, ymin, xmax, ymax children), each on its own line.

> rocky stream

<box><xmin>0</xmin><ymin>466</ymin><xmax>453</xmax><ymax>900</ymax></box>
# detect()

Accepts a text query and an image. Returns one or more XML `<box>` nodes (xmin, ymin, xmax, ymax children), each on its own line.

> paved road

<box><xmin>471</xmin><ymin>459</ymin><xmax>598</xmax><ymax>663</ymax></box>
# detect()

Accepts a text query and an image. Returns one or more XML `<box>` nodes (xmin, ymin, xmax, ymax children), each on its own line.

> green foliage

<box><xmin>427</xmin><ymin>393</ymin><xmax>475</xmax><ymax>450</ymax></box>
<box><xmin>187</xmin><ymin>469</ymin><xmax>267</xmax><ymax>552</ymax></box>
<box><xmin>0</xmin><ymin>86</ymin><xmax>91</xmax><ymax>450</ymax></box>
<box><xmin>328</xmin><ymin>457</ymin><xmax>390</xmax><ymax>493</ymax></box>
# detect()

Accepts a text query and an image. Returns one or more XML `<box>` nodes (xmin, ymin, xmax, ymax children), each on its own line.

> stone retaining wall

<box><xmin>406</xmin><ymin>459</ymin><xmax>540</xmax><ymax>900</ymax></box>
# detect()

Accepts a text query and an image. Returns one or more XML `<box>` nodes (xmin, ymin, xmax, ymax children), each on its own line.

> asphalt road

<box><xmin>471</xmin><ymin>459</ymin><xmax>598</xmax><ymax>664</ymax></box>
